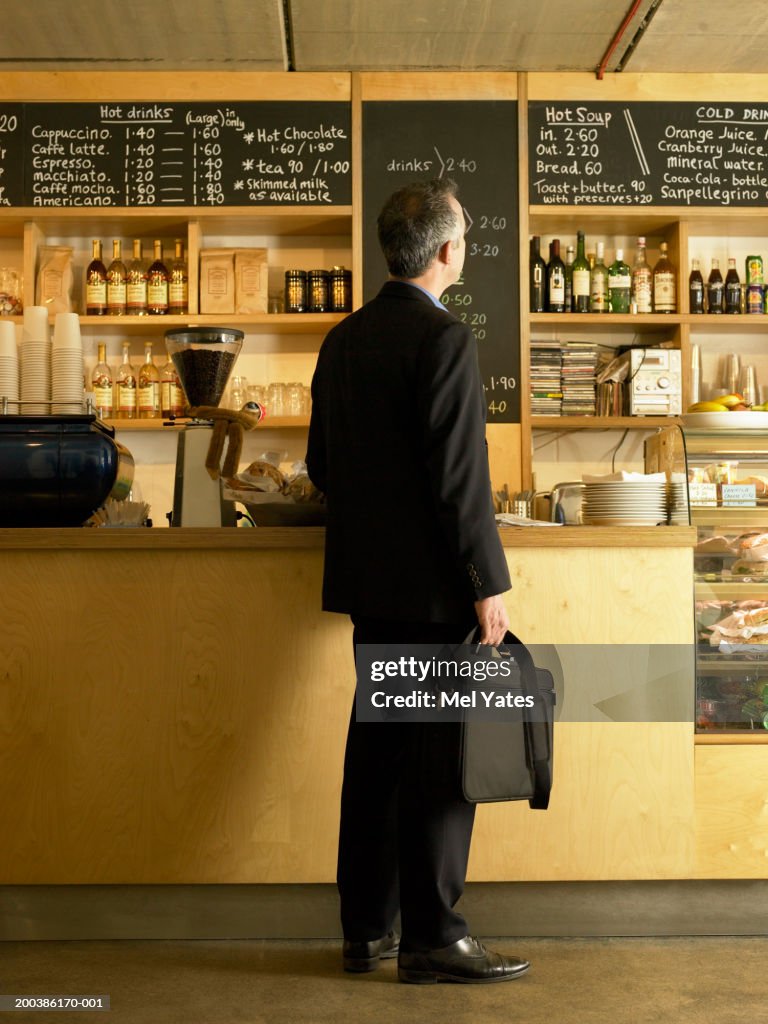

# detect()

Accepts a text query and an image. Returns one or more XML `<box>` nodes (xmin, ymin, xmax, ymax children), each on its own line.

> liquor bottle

<box><xmin>91</xmin><ymin>342</ymin><xmax>113</xmax><ymax>418</ymax></box>
<box><xmin>160</xmin><ymin>355</ymin><xmax>185</xmax><ymax>418</ymax></box>
<box><xmin>546</xmin><ymin>238</ymin><xmax>566</xmax><ymax>313</ymax></box>
<box><xmin>126</xmin><ymin>239</ymin><xmax>148</xmax><ymax>316</ymax></box>
<box><xmin>572</xmin><ymin>231</ymin><xmax>591</xmax><ymax>313</ymax></box>
<box><xmin>564</xmin><ymin>245</ymin><xmax>575</xmax><ymax>312</ymax></box>
<box><xmin>147</xmin><ymin>241</ymin><xmax>169</xmax><ymax>315</ymax></box>
<box><xmin>707</xmin><ymin>259</ymin><xmax>724</xmax><ymax>314</ymax></box>
<box><xmin>589</xmin><ymin>241</ymin><xmax>609</xmax><ymax>313</ymax></box>
<box><xmin>689</xmin><ymin>259</ymin><xmax>705</xmax><ymax>314</ymax></box>
<box><xmin>652</xmin><ymin>241</ymin><xmax>676</xmax><ymax>313</ymax></box>
<box><xmin>168</xmin><ymin>239</ymin><xmax>189</xmax><ymax>315</ymax></box>
<box><xmin>85</xmin><ymin>239</ymin><xmax>107</xmax><ymax>316</ymax></box>
<box><xmin>117</xmin><ymin>341</ymin><xmax>137</xmax><ymax>419</ymax></box>
<box><xmin>106</xmin><ymin>240</ymin><xmax>127</xmax><ymax>316</ymax></box>
<box><xmin>530</xmin><ymin>236</ymin><xmax>546</xmax><ymax>313</ymax></box>
<box><xmin>138</xmin><ymin>341</ymin><xmax>161</xmax><ymax>418</ymax></box>
<box><xmin>724</xmin><ymin>258</ymin><xmax>741</xmax><ymax>314</ymax></box>
<box><xmin>608</xmin><ymin>248</ymin><xmax>631</xmax><ymax>313</ymax></box>
<box><xmin>631</xmin><ymin>237</ymin><xmax>652</xmax><ymax>314</ymax></box>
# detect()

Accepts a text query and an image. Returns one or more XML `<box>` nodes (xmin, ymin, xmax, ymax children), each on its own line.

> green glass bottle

<box><xmin>608</xmin><ymin>248</ymin><xmax>631</xmax><ymax>313</ymax></box>
<box><xmin>590</xmin><ymin>241</ymin><xmax>609</xmax><ymax>313</ymax></box>
<box><xmin>572</xmin><ymin>231</ymin><xmax>591</xmax><ymax>313</ymax></box>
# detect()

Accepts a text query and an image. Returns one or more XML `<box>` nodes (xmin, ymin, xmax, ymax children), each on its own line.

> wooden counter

<box><xmin>0</xmin><ymin>525</ymin><xmax>696</xmax><ymax>549</ymax></box>
<box><xmin>0</xmin><ymin>527</ymin><xmax>697</xmax><ymax>884</ymax></box>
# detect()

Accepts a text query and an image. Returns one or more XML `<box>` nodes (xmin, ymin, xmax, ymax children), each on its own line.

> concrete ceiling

<box><xmin>0</xmin><ymin>0</ymin><xmax>767</xmax><ymax>74</ymax></box>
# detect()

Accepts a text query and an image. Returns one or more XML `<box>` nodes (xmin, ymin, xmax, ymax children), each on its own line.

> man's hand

<box><xmin>473</xmin><ymin>594</ymin><xmax>509</xmax><ymax>647</ymax></box>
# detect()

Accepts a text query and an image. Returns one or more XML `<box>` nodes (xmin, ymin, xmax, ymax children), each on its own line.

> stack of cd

<box><xmin>20</xmin><ymin>306</ymin><xmax>51</xmax><ymax>415</ymax></box>
<box><xmin>0</xmin><ymin>320</ymin><xmax>19</xmax><ymax>411</ymax></box>
<box><xmin>51</xmin><ymin>313</ymin><xmax>84</xmax><ymax>414</ymax></box>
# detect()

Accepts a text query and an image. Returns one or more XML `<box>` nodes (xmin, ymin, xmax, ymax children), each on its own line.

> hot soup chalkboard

<box><xmin>363</xmin><ymin>100</ymin><xmax>519</xmax><ymax>423</ymax></box>
<box><xmin>0</xmin><ymin>101</ymin><xmax>351</xmax><ymax>207</ymax></box>
<box><xmin>529</xmin><ymin>100</ymin><xmax>768</xmax><ymax>207</ymax></box>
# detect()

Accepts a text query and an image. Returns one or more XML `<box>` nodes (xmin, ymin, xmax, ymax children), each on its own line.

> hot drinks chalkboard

<box><xmin>0</xmin><ymin>101</ymin><xmax>351</xmax><ymax>207</ymax></box>
<box><xmin>363</xmin><ymin>100</ymin><xmax>519</xmax><ymax>423</ymax></box>
<box><xmin>529</xmin><ymin>100</ymin><xmax>768</xmax><ymax>207</ymax></box>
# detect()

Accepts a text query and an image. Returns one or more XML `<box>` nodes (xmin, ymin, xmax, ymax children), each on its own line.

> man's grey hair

<box><xmin>377</xmin><ymin>178</ymin><xmax>461</xmax><ymax>279</ymax></box>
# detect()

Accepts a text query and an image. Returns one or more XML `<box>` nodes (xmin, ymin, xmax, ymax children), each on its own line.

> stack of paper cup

<box><xmin>0</xmin><ymin>320</ymin><xmax>20</xmax><ymax>411</ymax></box>
<box><xmin>21</xmin><ymin>305</ymin><xmax>51</xmax><ymax>415</ymax></box>
<box><xmin>51</xmin><ymin>313</ymin><xmax>84</xmax><ymax>414</ymax></box>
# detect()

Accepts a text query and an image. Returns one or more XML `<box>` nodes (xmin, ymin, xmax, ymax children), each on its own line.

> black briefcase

<box><xmin>460</xmin><ymin>630</ymin><xmax>556</xmax><ymax>809</ymax></box>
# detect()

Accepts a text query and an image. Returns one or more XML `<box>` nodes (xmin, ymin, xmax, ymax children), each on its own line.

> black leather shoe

<box><xmin>343</xmin><ymin>931</ymin><xmax>400</xmax><ymax>972</ymax></box>
<box><xmin>398</xmin><ymin>935</ymin><xmax>530</xmax><ymax>984</ymax></box>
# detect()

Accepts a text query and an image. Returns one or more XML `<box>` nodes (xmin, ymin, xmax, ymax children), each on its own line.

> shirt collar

<box><xmin>398</xmin><ymin>280</ymin><xmax>445</xmax><ymax>310</ymax></box>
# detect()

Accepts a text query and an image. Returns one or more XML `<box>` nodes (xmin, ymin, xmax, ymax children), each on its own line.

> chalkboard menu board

<box><xmin>529</xmin><ymin>100</ymin><xmax>768</xmax><ymax>207</ymax></box>
<box><xmin>0</xmin><ymin>101</ymin><xmax>351</xmax><ymax>207</ymax></box>
<box><xmin>363</xmin><ymin>101</ymin><xmax>519</xmax><ymax>423</ymax></box>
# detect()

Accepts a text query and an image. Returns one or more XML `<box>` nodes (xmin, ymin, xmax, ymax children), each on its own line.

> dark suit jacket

<box><xmin>306</xmin><ymin>280</ymin><xmax>511</xmax><ymax>625</ymax></box>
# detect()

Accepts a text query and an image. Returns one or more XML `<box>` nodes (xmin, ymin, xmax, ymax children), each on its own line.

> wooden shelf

<box><xmin>2</xmin><ymin>206</ymin><xmax>353</xmax><ymax>237</ymax></box>
<box><xmin>695</xmin><ymin>733</ymin><xmax>768</xmax><ymax>744</ymax></box>
<box><xmin>4</xmin><ymin>314</ymin><xmax>343</xmax><ymax>335</ymax></box>
<box><xmin>531</xmin><ymin>313</ymin><xmax>683</xmax><ymax>328</ymax></box>
<box><xmin>694</xmin><ymin>581</ymin><xmax>768</xmax><ymax>599</ymax></box>
<box><xmin>531</xmin><ymin>415</ymin><xmax>681</xmax><ymax>430</ymax></box>
<box><xmin>106</xmin><ymin>415</ymin><xmax>310</xmax><ymax>431</ymax></box>
<box><xmin>691</xmin><ymin>508</ymin><xmax>768</xmax><ymax>526</ymax></box>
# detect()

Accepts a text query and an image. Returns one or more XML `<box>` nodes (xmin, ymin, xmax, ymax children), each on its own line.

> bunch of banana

<box><xmin>687</xmin><ymin>394</ymin><xmax>768</xmax><ymax>413</ymax></box>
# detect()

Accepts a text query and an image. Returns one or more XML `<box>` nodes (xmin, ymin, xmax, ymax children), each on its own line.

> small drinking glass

<box><xmin>740</xmin><ymin>365</ymin><xmax>757</xmax><ymax>407</ymax></box>
<box><xmin>286</xmin><ymin>382</ymin><xmax>303</xmax><ymax>417</ymax></box>
<box><xmin>267</xmin><ymin>382</ymin><xmax>286</xmax><ymax>417</ymax></box>
<box><xmin>301</xmin><ymin>385</ymin><xmax>312</xmax><ymax>416</ymax></box>
<box><xmin>247</xmin><ymin>384</ymin><xmax>266</xmax><ymax>406</ymax></box>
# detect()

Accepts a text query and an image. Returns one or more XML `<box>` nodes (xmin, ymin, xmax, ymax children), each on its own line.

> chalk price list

<box><xmin>440</xmin><ymin>211</ymin><xmax>516</xmax><ymax>419</ymax></box>
<box><xmin>530</xmin><ymin>100</ymin><xmax>768</xmax><ymax>208</ymax></box>
<box><xmin>6</xmin><ymin>101</ymin><xmax>351</xmax><ymax>207</ymax></box>
<box><xmin>530</xmin><ymin>105</ymin><xmax>651</xmax><ymax>205</ymax></box>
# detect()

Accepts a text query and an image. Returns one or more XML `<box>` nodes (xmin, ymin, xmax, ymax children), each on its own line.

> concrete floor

<box><xmin>2</xmin><ymin>936</ymin><xmax>764</xmax><ymax>1024</ymax></box>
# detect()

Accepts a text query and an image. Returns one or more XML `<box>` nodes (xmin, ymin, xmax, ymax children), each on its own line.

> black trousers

<box><xmin>337</xmin><ymin>616</ymin><xmax>477</xmax><ymax>953</ymax></box>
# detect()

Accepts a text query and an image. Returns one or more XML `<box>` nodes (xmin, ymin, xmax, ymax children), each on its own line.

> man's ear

<box><xmin>437</xmin><ymin>238</ymin><xmax>454</xmax><ymax>266</ymax></box>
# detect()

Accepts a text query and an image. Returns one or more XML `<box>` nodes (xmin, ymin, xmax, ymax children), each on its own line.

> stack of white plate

<box><xmin>667</xmin><ymin>481</ymin><xmax>689</xmax><ymax>525</ymax></box>
<box><xmin>20</xmin><ymin>306</ymin><xmax>51</xmax><ymax>415</ymax></box>
<box><xmin>51</xmin><ymin>313</ymin><xmax>84</xmax><ymax>414</ymax></box>
<box><xmin>582</xmin><ymin>480</ymin><xmax>668</xmax><ymax>526</ymax></box>
<box><xmin>0</xmin><ymin>320</ymin><xmax>19</xmax><ymax>411</ymax></box>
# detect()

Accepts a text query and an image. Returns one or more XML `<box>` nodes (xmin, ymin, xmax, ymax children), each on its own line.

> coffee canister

<box><xmin>307</xmin><ymin>269</ymin><xmax>330</xmax><ymax>313</ymax></box>
<box><xmin>330</xmin><ymin>265</ymin><xmax>352</xmax><ymax>312</ymax></box>
<box><xmin>284</xmin><ymin>270</ymin><xmax>307</xmax><ymax>313</ymax></box>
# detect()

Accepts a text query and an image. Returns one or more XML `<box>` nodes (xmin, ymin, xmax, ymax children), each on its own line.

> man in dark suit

<box><xmin>306</xmin><ymin>178</ymin><xmax>529</xmax><ymax>985</ymax></box>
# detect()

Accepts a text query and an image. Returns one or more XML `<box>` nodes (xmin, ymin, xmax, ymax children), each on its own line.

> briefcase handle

<box><xmin>463</xmin><ymin>628</ymin><xmax>552</xmax><ymax>810</ymax></box>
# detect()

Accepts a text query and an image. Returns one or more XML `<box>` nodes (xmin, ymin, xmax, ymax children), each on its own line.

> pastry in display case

<box><xmin>680</xmin><ymin>426</ymin><xmax>768</xmax><ymax>732</ymax></box>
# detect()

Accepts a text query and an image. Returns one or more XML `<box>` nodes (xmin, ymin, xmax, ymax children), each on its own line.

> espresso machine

<box><xmin>165</xmin><ymin>327</ymin><xmax>244</xmax><ymax>527</ymax></box>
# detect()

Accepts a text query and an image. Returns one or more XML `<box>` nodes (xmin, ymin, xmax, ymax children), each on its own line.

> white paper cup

<box><xmin>53</xmin><ymin>313</ymin><xmax>82</xmax><ymax>349</ymax></box>
<box><xmin>22</xmin><ymin>306</ymin><xmax>50</xmax><ymax>343</ymax></box>
<box><xmin>0</xmin><ymin>319</ymin><xmax>18</xmax><ymax>358</ymax></box>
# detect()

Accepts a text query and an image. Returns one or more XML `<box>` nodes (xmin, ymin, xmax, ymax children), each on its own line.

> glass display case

<box><xmin>682</xmin><ymin>425</ymin><xmax>768</xmax><ymax>734</ymax></box>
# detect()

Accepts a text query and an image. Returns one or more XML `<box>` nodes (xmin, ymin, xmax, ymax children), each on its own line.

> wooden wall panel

<box><xmin>470</xmin><ymin>723</ymin><xmax>694</xmax><ymax>881</ymax></box>
<box><xmin>695</xmin><ymin>746</ymin><xmax>768</xmax><ymax>879</ymax></box>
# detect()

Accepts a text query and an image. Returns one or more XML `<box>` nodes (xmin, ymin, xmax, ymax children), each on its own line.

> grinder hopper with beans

<box><xmin>165</xmin><ymin>327</ymin><xmax>261</xmax><ymax>527</ymax></box>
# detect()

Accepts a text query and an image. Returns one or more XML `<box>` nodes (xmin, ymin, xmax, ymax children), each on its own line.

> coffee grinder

<box><xmin>165</xmin><ymin>327</ymin><xmax>244</xmax><ymax>527</ymax></box>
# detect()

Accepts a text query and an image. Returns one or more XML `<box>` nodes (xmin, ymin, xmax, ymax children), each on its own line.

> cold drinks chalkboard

<box><xmin>363</xmin><ymin>101</ymin><xmax>519</xmax><ymax>423</ymax></box>
<box><xmin>529</xmin><ymin>100</ymin><xmax>768</xmax><ymax>207</ymax></box>
<box><xmin>0</xmin><ymin>101</ymin><xmax>351</xmax><ymax>207</ymax></box>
